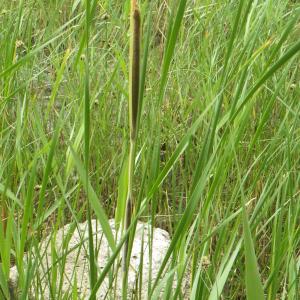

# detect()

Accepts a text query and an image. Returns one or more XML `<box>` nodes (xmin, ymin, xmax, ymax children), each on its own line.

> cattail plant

<box><xmin>122</xmin><ymin>0</ymin><xmax>141</xmax><ymax>298</ymax></box>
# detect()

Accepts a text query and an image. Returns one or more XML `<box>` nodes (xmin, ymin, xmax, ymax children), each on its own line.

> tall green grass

<box><xmin>0</xmin><ymin>0</ymin><xmax>299</xmax><ymax>299</ymax></box>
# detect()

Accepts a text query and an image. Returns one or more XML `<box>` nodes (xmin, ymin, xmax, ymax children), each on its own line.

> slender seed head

<box><xmin>129</xmin><ymin>8</ymin><xmax>140</xmax><ymax>140</ymax></box>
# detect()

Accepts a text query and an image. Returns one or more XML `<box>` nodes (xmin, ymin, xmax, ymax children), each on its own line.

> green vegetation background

<box><xmin>0</xmin><ymin>0</ymin><xmax>299</xmax><ymax>299</ymax></box>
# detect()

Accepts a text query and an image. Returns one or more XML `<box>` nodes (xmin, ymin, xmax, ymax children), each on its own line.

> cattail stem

<box><xmin>122</xmin><ymin>2</ymin><xmax>140</xmax><ymax>299</ymax></box>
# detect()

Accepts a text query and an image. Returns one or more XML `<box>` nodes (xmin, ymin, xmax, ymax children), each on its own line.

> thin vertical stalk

<box><xmin>122</xmin><ymin>1</ymin><xmax>140</xmax><ymax>298</ymax></box>
<box><xmin>84</xmin><ymin>0</ymin><xmax>96</xmax><ymax>298</ymax></box>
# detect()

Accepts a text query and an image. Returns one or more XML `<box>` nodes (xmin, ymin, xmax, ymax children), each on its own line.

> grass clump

<box><xmin>0</xmin><ymin>0</ymin><xmax>300</xmax><ymax>299</ymax></box>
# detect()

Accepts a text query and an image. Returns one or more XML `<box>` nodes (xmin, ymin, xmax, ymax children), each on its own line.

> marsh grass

<box><xmin>0</xmin><ymin>0</ymin><xmax>300</xmax><ymax>299</ymax></box>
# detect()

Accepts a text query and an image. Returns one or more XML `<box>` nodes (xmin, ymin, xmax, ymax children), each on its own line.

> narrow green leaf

<box><xmin>242</xmin><ymin>208</ymin><xmax>265</xmax><ymax>300</ymax></box>
<box><xmin>115</xmin><ymin>154</ymin><xmax>129</xmax><ymax>228</ymax></box>
<box><xmin>69</xmin><ymin>146</ymin><xmax>116</xmax><ymax>252</ymax></box>
<box><xmin>158</xmin><ymin>0</ymin><xmax>188</xmax><ymax>105</ymax></box>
